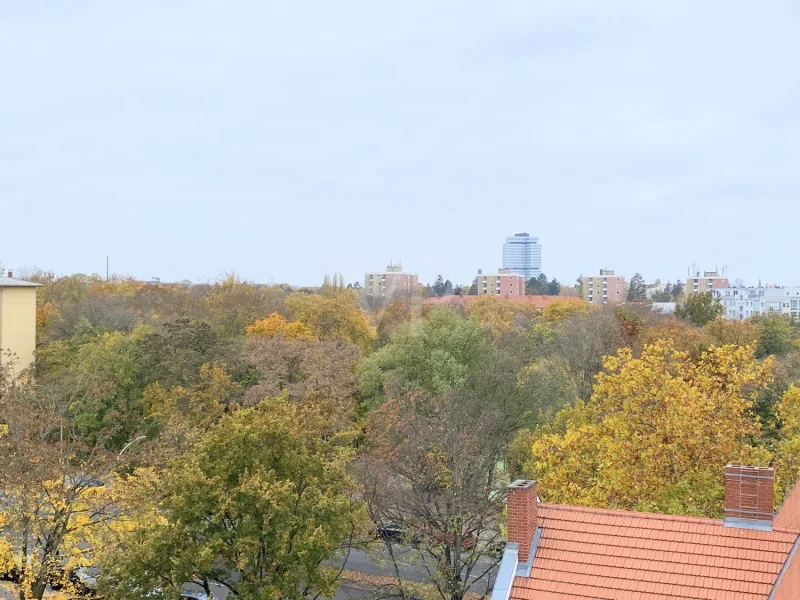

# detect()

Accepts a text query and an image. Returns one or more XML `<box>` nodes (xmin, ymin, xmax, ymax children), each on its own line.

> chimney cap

<box><xmin>509</xmin><ymin>479</ymin><xmax>536</xmax><ymax>489</ymax></box>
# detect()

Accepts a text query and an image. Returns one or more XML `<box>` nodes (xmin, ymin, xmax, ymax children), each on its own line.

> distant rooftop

<box><xmin>0</xmin><ymin>277</ymin><xmax>41</xmax><ymax>288</ymax></box>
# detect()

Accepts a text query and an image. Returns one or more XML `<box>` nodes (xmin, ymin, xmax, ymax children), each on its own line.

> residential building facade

<box><xmin>502</xmin><ymin>233</ymin><xmax>542</xmax><ymax>281</ymax></box>
<box><xmin>0</xmin><ymin>275</ymin><xmax>40</xmax><ymax>375</ymax></box>
<box><xmin>687</xmin><ymin>270</ymin><xmax>729</xmax><ymax>294</ymax></box>
<box><xmin>476</xmin><ymin>268</ymin><xmax>526</xmax><ymax>299</ymax></box>
<box><xmin>582</xmin><ymin>269</ymin><xmax>625</xmax><ymax>305</ymax></box>
<box><xmin>364</xmin><ymin>263</ymin><xmax>419</xmax><ymax>298</ymax></box>
<box><xmin>714</xmin><ymin>286</ymin><xmax>800</xmax><ymax>320</ymax></box>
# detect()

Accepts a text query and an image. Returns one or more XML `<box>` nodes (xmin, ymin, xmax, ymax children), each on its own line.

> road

<box><xmin>182</xmin><ymin>544</ymin><xmax>498</xmax><ymax>599</ymax></box>
<box><xmin>334</xmin><ymin>544</ymin><xmax>498</xmax><ymax>587</ymax></box>
<box><xmin>0</xmin><ymin>544</ymin><xmax>497</xmax><ymax>600</ymax></box>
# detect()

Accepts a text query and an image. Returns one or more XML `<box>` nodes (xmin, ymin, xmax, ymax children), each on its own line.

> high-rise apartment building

<box><xmin>687</xmin><ymin>270</ymin><xmax>729</xmax><ymax>294</ymax></box>
<box><xmin>502</xmin><ymin>233</ymin><xmax>542</xmax><ymax>281</ymax></box>
<box><xmin>476</xmin><ymin>268</ymin><xmax>526</xmax><ymax>299</ymax></box>
<box><xmin>582</xmin><ymin>269</ymin><xmax>625</xmax><ymax>306</ymax></box>
<box><xmin>364</xmin><ymin>263</ymin><xmax>419</xmax><ymax>298</ymax></box>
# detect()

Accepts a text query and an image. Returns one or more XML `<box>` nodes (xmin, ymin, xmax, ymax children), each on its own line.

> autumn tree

<box><xmin>705</xmin><ymin>317</ymin><xmax>761</xmax><ymax>347</ymax></box>
<box><xmin>36</xmin><ymin>325</ymin><xmax>151</xmax><ymax>448</ymax></box>
<box><xmin>539</xmin><ymin>298</ymin><xmax>591</xmax><ymax>322</ymax></box>
<box><xmin>547</xmin><ymin>307</ymin><xmax>623</xmax><ymax>400</ymax></box>
<box><xmin>285</xmin><ymin>289</ymin><xmax>375</xmax><ymax>352</ymax></box>
<box><xmin>675</xmin><ymin>291</ymin><xmax>724</xmax><ymax>326</ymax></box>
<box><xmin>375</xmin><ymin>299</ymin><xmax>419</xmax><ymax>347</ymax></box>
<box><xmin>524</xmin><ymin>341</ymin><xmax>773</xmax><ymax>517</ymax></box>
<box><xmin>0</xmin><ymin>371</ymin><xmax>142</xmax><ymax>600</ymax></box>
<box><xmin>243</xmin><ymin>336</ymin><xmax>361</xmax><ymax>415</ymax></box>
<box><xmin>321</xmin><ymin>273</ymin><xmax>347</xmax><ymax>297</ymax></box>
<box><xmin>641</xmin><ymin>316</ymin><xmax>712</xmax><ymax>360</ymax></box>
<box><xmin>141</xmin><ymin>363</ymin><xmax>240</xmax><ymax>432</ymax></box>
<box><xmin>464</xmin><ymin>296</ymin><xmax>538</xmax><ymax>331</ymax></box>
<box><xmin>203</xmin><ymin>274</ymin><xmax>286</xmax><ymax>336</ymax></box>
<box><xmin>362</xmin><ymin>389</ymin><xmax>508</xmax><ymax>600</ymax></box>
<box><xmin>245</xmin><ymin>312</ymin><xmax>313</xmax><ymax>340</ymax></box>
<box><xmin>360</xmin><ymin>308</ymin><xmax>486</xmax><ymax>401</ymax></box>
<box><xmin>774</xmin><ymin>386</ymin><xmax>800</xmax><ymax>502</ymax></box>
<box><xmin>756</xmin><ymin>314</ymin><xmax>796</xmax><ymax>358</ymax></box>
<box><xmin>134</xmin><ymin>318</ymin><xmax>244</xmax><ymax>391</ymax></box>
<box><xmin>99</xmin><ymin>398</ymin><xmax>365</xmax><ymax>600</ymax></box>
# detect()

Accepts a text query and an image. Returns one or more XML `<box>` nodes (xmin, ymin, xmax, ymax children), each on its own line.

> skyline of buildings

<box><xmin>360</xmin><ymin>235</ymin><xmax>800</xmax><ymax>322</ymax></box>
<box><xmin>502</xmin><ymin>233</ymin><xmax>542</xmax><ymax>281</ymax></box>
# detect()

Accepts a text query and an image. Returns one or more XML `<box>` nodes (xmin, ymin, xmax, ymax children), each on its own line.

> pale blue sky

<box><xmin>2</xmin><ymin>1</ymin><xmax>800</xmax><ymax>286</ymax></box>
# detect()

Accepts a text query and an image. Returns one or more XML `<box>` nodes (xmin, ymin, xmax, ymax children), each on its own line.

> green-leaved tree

<box><xmin>99</xmin><ymin>398</ymin><xmax>365</xmax><ymax>600</ymax></box>
<box><xmin>675</xmin><ymin>292</ymin><xmax>724</xmax><ymax>326</ymax></box>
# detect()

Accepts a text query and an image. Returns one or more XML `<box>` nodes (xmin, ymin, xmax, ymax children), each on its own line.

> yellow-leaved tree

<box><xmin>465</xmin><ymin>296</ymin><xmax>539</xmax><ymax>332</ymax></box>
<box><xmin>774</xmin><ymin>385</ymin><xmax>800</xmax><ymax>503</ymax></box>
<box><xmin>525</xmin><ymin>340</ymin><xmax>774</xmax><ymax>517</ymax></box>
<box><xmin>0</xmin><ymin>373</ymin><xmax>144</xmax><ymax>600</ymax></box>
<box><xmin>141</xmin><ymin>362</ymin><xmax>240</xmax><ymax>431</ymax></box>
<box><xmin>245</xmin><ymin>312</ymin><xmax>314</xmax><ymax>339</ymax></box>
<box><xmin>540</xmin><ymin>298</ymin><xmax>593</xmax><ymax>322</ymax></box>
<box><xmin>285</xmin><ymin>290</ymin><xmax>375</xmax><ymax>353</ymax></box>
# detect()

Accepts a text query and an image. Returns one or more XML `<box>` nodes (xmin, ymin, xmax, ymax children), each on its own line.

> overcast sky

<box><xmin>2</xmin><ymin>1</ymin><xmax>800</xmax><ymax>286</ymax></box>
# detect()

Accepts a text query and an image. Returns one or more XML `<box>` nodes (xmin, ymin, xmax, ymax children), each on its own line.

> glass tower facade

<box><xmin>502</xmin><ymin>233</ymin><xmax>542</xmax><ymax>281</ymax></box>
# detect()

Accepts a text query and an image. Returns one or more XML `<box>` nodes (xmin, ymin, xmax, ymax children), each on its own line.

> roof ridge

<box><xmin>538</xmin><ymin>502</ymin><xmax>724</xmax><ymax>526</ymax></box>
<box><xmin>540</xmin><ymin>502</ymin><xmax>800</xmax><ymax>535</ymax></box>
<box><xmin>774</xmin><ymin>525</ymin><xmax>800</xmax><ymax>535</ymax></box>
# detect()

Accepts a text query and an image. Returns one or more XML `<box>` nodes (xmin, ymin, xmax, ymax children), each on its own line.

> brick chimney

<box><xmin>507</xmin><ymin>480</ymin><xmax>538</xmax><ymax>563</ymax></box>
<box><xmin>724</xmin><ymin>465</ymin><xmax>774</xmax><ymax>530</ymax></box>
<box><xmin>6</xmin><ymin>271</ymin><xmax>11</xmax><ymax>279</ymax></box>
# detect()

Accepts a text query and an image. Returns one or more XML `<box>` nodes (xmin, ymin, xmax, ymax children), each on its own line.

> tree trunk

<box><xmin>30</xmin><ymin>580</ymin><xmax>47</xmax><ymax>600</ymax></box>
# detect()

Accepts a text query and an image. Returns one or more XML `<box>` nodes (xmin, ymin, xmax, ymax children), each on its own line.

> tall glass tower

<box><xmin>502</xmin><ymin>233</ymin><xmax>542</xmax><ymax>281</ymax></box>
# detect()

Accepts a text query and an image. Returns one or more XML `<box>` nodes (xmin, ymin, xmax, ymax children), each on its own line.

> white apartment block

<box><xmin>713</xmin><ymin>287</ymin><xmax>800</xmax><ymax>320</ymax></box>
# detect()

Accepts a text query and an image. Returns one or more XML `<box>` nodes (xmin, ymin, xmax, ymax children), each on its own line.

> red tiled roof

<box><xmin>423</xmin><ymin>295</ymin><xmax>567</xmax><ymax>309</ymax></box>
<box><xmin>510</xmin><ymin>503</ymin><xmax>799</xmax><ymax>600</ymax></box>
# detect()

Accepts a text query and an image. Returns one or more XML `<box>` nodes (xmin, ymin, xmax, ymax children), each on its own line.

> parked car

<box><xmin>375</xmin><ymin>521</ymin><xmax>421</xmax><ymax>547</ymax></box>
<box><xmin>376</xmin><ymin>521</ymin><xmax>405</xmax><ymax>542</ymax></box>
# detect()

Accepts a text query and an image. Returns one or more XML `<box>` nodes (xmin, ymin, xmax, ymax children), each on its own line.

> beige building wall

<box><xmin>364</xmin><ymin>265</ymin><xmax>419</xmax><ymax>298</ymax></box>
<box><xmin>582</xmin><ymin>270</ymin><xmax>625</xmax><ymax>305</ymax></box>
<box><xmin>687</xmin><ymin>272</ymin><xmax>729</xmax><ymax>295</ymax></box>
<box><xmin>0</xmin><ymin>286</ymin><xmax>38</xmax><ymax>375</ymax></box>
<box><xmin>477</xmin><ymin>272</ymin><xmax>526</xmax><ymax>298</ymax></box>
